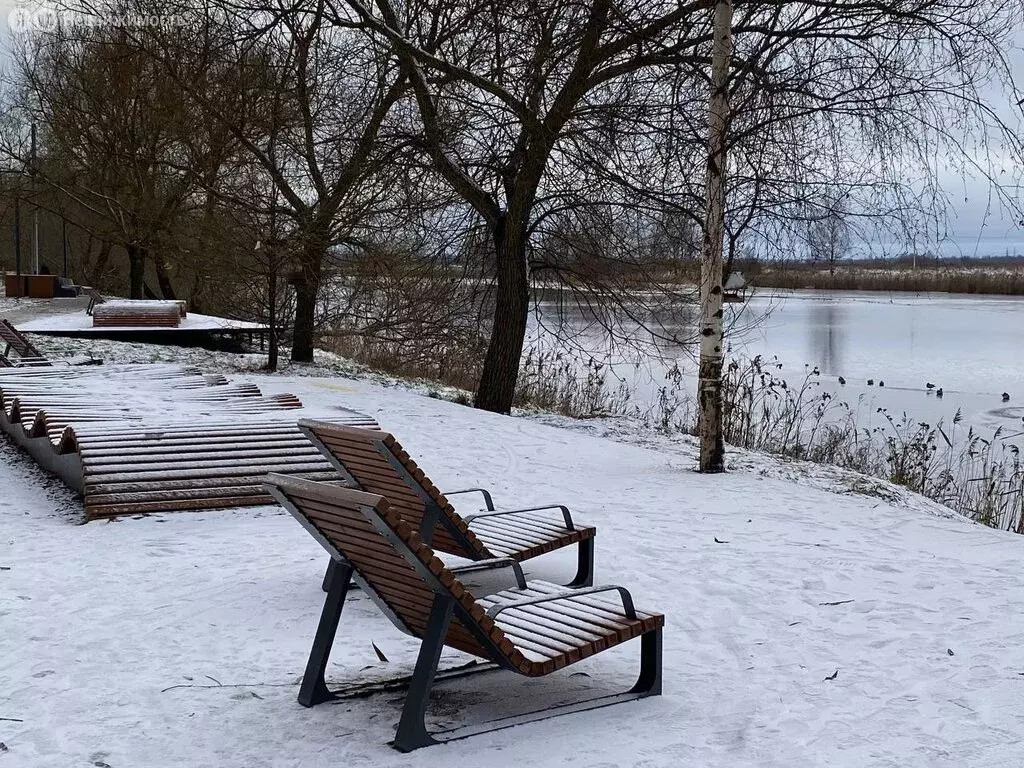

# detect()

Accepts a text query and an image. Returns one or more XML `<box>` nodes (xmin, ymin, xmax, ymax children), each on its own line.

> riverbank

<box><xmin>17</xmin><ymin>298</ymin><xmax>1024</xmax><ymax>534</ymax></box>
<box><xmin>5</xmin><ymin>362</ymin><xmax>1024</xmax><ymax>767</ymax></box>
<box><xmin>754</xmin><ymin>263</ymin><xmax>1024</xmax><ymax>295</ymax></box>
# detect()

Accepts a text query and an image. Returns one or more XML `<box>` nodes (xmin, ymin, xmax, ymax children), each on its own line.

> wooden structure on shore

<box><xmin>723</xmin><ymin>271</ymin><xmax>750</xmax><ymax>303</ymax></box>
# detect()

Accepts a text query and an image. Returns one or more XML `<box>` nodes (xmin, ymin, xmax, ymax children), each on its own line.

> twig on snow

<box><xmin>161</xmin><ymin>682</ymin><xmax>293</xmax><ymax>694</ymax></box>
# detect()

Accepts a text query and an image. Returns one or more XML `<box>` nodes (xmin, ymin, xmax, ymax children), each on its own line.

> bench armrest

<box><xmin>444</xmin><ymin>487</ymin><xmax>495</xmax><ymax>511</ymax></box>
<box><xmin>486</xmin><ymin>585</ymin><xmax>637</xmax><ymax>620</ymax></box>
<box><xmin>464</xmin><ymin>504</ymin><xmax>574</xmax><ymax>530</ymax></box>
<box><xmin>450</xmin><ymin>557</ymin><xmax>527</xmax><ymax>589</ymax></box>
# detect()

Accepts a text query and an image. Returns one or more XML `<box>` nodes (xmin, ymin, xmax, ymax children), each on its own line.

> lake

<box><xmin>530</xmin><ymin>288</ymin><xmax>1024</xmax><ymax>445</ymax></box>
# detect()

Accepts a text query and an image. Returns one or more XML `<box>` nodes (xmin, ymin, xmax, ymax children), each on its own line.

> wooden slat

<box><xmin>87</xmin><ymin>470</ymin><xmax>339</xmax><ymax>496</ymax></box>
<box><xmin>87</xmin><ymin>460</ymin><xmax>333</xmax><ymax>484</ymax></box>
<box><xmin>80</xmin><ymin>438</ymin><xmax>312</xmax><ymax>459</ymax></box>
<box><xmin>86</xmin><ymin>485</ymin><xmax>269</xmax><ymax>506</ymax></box>
<box><xmin>85</xmin><ymin>452</ymin><xmax>325</xmax><ymax>474</ymax></box>
<box><xmin>86</xmin><ymin>494</ymin><xmax>275</xmax><ymax>517</ymax></box>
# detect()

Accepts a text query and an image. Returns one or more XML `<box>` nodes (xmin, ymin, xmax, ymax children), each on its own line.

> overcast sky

<box><xmin>1</xmin><ymin>1</ymin><xmax>1023</xmax><ymax>256</ymax></box>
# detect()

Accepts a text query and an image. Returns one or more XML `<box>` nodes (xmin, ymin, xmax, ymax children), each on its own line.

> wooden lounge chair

<box><xmin>299</xmin><ymin>419</ymin><xmax>596</xmax><ymax>588</ymax></box>
<box><xmin>0</xmin><ymin>319</ymin><xmax>51</xmax><ymax>367</ymax></box>
<box><xmin>266</xmin><ymin>475</ymin><xmax>663</xmax><ymax>751</ymax></box>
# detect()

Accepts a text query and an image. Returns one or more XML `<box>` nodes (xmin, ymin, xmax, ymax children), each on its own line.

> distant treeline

<box><xmin>755</xmin><ymin>257</ymin><xmax>1024</xmax><ymax>295</ymax></box>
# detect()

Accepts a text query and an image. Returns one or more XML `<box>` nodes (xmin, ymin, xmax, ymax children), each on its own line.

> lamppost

<box><xmin>31</xmin><ymin>121</ymin><xmax>39</xmax><ymax>275</ymax></box>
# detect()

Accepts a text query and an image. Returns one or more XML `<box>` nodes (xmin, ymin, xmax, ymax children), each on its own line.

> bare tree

<box><xmin>5</xmin><ymin>22</ymin><xmax>236</xmax><ymax>298</ymax></box>
<box><xmin>346</xmin><ymin>0</ymin><xmax>727</xmax><ymax>413</ymax></box>
<box><xmin>678</xmin><ymin>0</ymin><xmax>1023</xmax><ymax>470</ymax></box>
<box><xmin>140</xmin><ymin>0</ymin><xmax>408</xmax><ymax>361</ymax></box>
<box><xmin>806</xmin><ymin>202</ymin><xmax>851</xmax><ymax>276</ymax></box>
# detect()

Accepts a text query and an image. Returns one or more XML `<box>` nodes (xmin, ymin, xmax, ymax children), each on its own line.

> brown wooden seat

<box><xmin>92</xmin><ymin>300</ymin><xmax>181</xmax><ymax>327</ymax></box>
<box><xmin>300</xmin><ymin>420</ymin><xmax>596</xmax><ymax>588</ymax></box>
<box><xmin>266</xmin><ymin>475</ymin><xmax>663</xmax><ymax>751</ymax></box>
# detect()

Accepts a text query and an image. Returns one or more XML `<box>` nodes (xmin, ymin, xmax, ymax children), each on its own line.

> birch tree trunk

<box><xmin>698</xmin><ymin>0</ymin><xmax>733</xmax><ymax>473</ymax></box>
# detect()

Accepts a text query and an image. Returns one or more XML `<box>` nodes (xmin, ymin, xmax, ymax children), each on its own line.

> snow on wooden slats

<box><xmin>86</xmin><ymin>471</ymin><xmax>340</xmax><ymax>497</ymax></box>
<box><xmin>81</xmin><ymin>439</ymin><xmax>313</xmax><ymax>459</ymax></box>
<box><xmin>0</xmin><ymin>362</ymin><xmax>378</xmax><ymax>519</ymax></box>
<box><xmin>93</xmin><ymin>301</ymin><xmax>182</xmax><ymax>327</ymax></box>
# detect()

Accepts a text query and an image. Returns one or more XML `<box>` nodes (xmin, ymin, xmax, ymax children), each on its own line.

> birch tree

<box><xmin>698</xmin><ymin>0</ymin><xmax>733</xmax><ymax>473</ymax></box>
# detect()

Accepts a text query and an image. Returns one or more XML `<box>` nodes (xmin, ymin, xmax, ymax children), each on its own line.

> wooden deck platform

<box><xmin>0</xmin><ymin>364</ymin><xmax>377</xmax><ymax>519</ymax></box>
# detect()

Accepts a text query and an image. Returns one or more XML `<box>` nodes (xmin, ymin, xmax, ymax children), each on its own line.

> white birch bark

<box><xmin>698</xmin><ymin>0</ymin><xmax>733</xmax><ymax>472</ymax></box>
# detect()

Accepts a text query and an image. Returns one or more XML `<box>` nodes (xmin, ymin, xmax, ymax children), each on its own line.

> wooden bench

<box><xmin>93</xmin><ymin>300</ymin><xmax>181</xmax><ymax>328</ymax></box>
<box><xmin>299</xmin><ymin>420</ymin><xmax>596</xmax><ymax>589</ymax></box>
<box><xmin>81</xmin><ymin>287</ymin><xmax>106</xmax><ymax>315</ymax></box>
<box><xmin>267</xmin><ymin>476</ymin><xmax>663</xmax><ymax>751</ymax></box>
<box><xmin>4</xmin><ymin>273</ymin><xmax>26</xmax><ymax>298</ymax></box>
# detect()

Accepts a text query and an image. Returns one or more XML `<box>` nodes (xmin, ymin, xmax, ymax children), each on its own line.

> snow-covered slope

<box><xmin>2</xmin><ymin>375</ymin><xmax>1023</xmax><ymax>767</ymax></box>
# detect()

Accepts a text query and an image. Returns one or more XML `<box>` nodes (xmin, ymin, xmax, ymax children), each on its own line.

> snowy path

<box><xmin>2</xmin><ymin>376</ymin><xmax>1024</xmax><ymax>766</ymax></box>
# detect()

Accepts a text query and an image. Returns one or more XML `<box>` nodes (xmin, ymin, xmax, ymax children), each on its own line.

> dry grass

<box><xmin>756</xmin><ymin>265</ymin><xmax>1024</xmax><ymax>295</ymax></box>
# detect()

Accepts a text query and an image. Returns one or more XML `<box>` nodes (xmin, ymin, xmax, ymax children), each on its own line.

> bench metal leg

<box><xmin>416</xmin><ymin>627</ymin><xmax>663</xmax><ymax>749</ymax></box>
<box><xmin>629</xmin><ymin>628</ymin><xmax>663</xmax><ymax>696</ymax></box>
<box><xmin>299</xmin><ymin>561</ymin><xmax>353</xmax><ymax>708</ymax></box>
<box><xmin>392</xmin><ymin>595</ymin><xmax>455</xmax><ymax>753</ymax></box>
<box><xmin>567</xmin><ymin>538</ymin><xmax>595</xmax><ymax>588</ymax></box>
<box><xmin>321</xmin><ymin>557</ymin><xmax>340</xmax><ymax>592</ymax></box>
<box><xmin>392</xmin><ymin>625</ymin><xmax>662</xmax><ymax>751</ymax></box>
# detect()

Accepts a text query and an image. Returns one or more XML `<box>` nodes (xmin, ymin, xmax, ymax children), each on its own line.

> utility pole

<box><xmin>31</xmin><ymin>121</ymin><xmax>39</xmax><ymax>275</ymax></box>
<box><xmin>697</xmin><ymin>0</ymin><xmax>733</xmax><ymax>473</ymax></box>
<box><xmin>13</xmin><ymin>197</ymin><xmax>22</xmax><ymax>276</ymax></box>
<box><xmin>62</xmin><ymin>217</ymin><xmax>68</xmax><ymax>278</ymax></box>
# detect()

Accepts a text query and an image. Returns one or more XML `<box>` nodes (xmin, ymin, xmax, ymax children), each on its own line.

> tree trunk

<box><xmin>474</xmin><ymin>214</ymin><xmax>531</xmax><ymax>414</ymax></box>
<box><xmin>126</xmin><ymin>243</ymin><xmax>146</xmax><ymax>299</ymax></box>
<box><xmin>292</xmin><ymin>276</ymin><xmax>317</xmax><ymax>362</ymax></box>
<box><xmin>291</xmin><ymin>237</ymin><xmax>325</xmax><ymax>363</ymax></box>
<box><xmin>154</xmin><ymin>255</ymin><xmax>177</xmax><ymax>300</ymax></box>
<box><xmin>267</xmin><ymin>265</ymin><xmax>279</xmax><ymax>372</ymax></box>
<box><xmin>697</xmin><ymin>0</ymin><xmax>733</xmax><ymax>473</ymax></box>
<box><xmin>88</xmin><ymin>239</ymin><xmax>112</xmax><ymax>289</ymax></box>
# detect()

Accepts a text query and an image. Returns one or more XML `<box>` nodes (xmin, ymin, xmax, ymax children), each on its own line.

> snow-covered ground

<box><xmin>4</xmin><ymin>363</ymin><xmax>1024</xmax><ymax>767</ymax></box>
